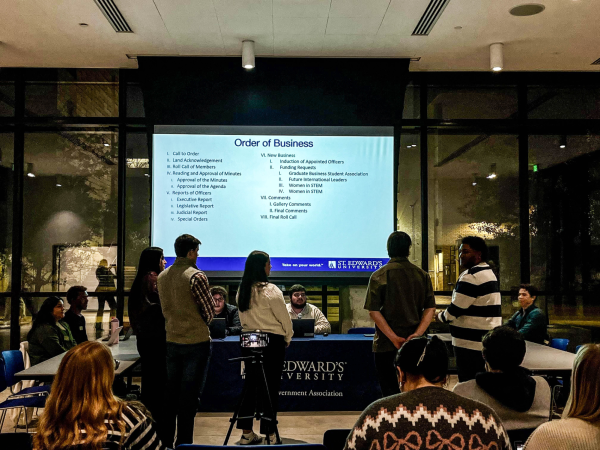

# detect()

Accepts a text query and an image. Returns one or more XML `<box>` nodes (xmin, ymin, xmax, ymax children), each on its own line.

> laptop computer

<box><xmin>292</xmin><ymin>319</ymin><xmax>315</xmax><ymax>338</ymax></box>
<box><xmin>211</xmin><ymin>317</ymin><xmax>227</xmax><ymax>339</ymax></box>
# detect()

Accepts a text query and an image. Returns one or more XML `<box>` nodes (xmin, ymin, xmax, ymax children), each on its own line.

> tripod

<box><xmin>224</xmin><ymin>349</ymin><xmax>281</xmax><ymax>445</ymax></box>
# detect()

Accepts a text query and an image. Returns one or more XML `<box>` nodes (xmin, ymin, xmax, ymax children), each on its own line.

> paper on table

<box><xmin>107</xmin><ymin>326</ymin><xmax>123</xmax><ymax>346</ymax></box>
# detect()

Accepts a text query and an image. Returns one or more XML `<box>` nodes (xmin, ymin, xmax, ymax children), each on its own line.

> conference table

<box><xmin>13</xmin><ymin>333</ymin><xmax>576</xmax><ymax>413</ymax></box>
<box><xmin>431</xmin><ymin>333</ymin><xmax>576</xmax><ymax>376</ymax></box>
<box><xmin>14</xmin><ymin>337</ymin><xmax>141</xmax><ymax>384</ymax></box>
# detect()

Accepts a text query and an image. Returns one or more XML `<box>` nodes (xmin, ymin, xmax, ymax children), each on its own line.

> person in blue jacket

<box><xmin>507</xmin><ymin>284</ymin><xmax>548</xmax><ymax>344</ymax></box>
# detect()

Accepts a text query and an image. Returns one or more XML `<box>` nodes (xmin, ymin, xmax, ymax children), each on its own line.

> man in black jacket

<box><xmin>209</xmin><ymin>286</ymin><xmax>242</xmax><ymax>336</ymax></box>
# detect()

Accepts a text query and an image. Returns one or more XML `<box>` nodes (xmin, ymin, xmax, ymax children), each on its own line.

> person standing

<box><xmin>438</xmin><ymin>236</ymin><xmax>502</xmax><ymax>382</ymax></box>
<box><xmin>63</xmin><ymin>286</ymin><xmax>89</xmax><ymax>344</ymax></box>
<box><xmin>95</xmin><ymin>259</ymin><xmax>117</xmax><ymax>330</ymax></box>
<box><xmin>286</xmin><ymin>284</ymin><xmax>331</xmax><ymax>335</ymax></box>
<box><xmin>364</xmin><ymin>231</ymin><xmax>436</xmax><ymax>398</ymax></box>
<box><xmin>507</xmin><ymin>284</ymin><xmax>548</xmax><ymax>344</ymax></box>
<box><xmin>128</xmin><ymin>247</ymin><xmax>168</xmax><ymax>442</ymax></box>
<box><xmin>157</xmin><ymin>234</ymin><xmax>215</xmax><ymax>448</ymax></box>
<box><xmin>236</xmin><ymin>251</ymin><xmax>293</xmax><ymax>445</ymax></box>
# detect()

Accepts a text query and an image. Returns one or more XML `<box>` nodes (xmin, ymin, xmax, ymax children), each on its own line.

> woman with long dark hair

<box><xmin>236</xmin><ymin>250</ymin><xmax>293</xmax><ymax>445</ymax></box>
<box><xmin>128</xmin><ymin>246</ymin><xmax>167</xmax><ymax>439</ymax></box>
<box><xmin>28</xmin><ymin>296</ymin><xmax>77</xmax><ymax>366</ymax></box>
<box><xmin>33</xmin><ymin>341</ymin><xmax>168</xmax><ymax>450</ymax></box>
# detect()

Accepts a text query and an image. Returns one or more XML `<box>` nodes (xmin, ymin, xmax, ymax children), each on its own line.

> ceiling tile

<box><xmin>174</xmin><ymin>33</ymin><xmax>225</xmax><ymax>55</ymax></box>
<box><xmin>321</xmin><ymin>34</ymin><xmax>374</xmax><ymax>56</ymax></box>
<box><xmin>329</xmin><ymin>0</ymin><xmax>391</xmax><ymax>18</ymax></box>
<box><xmin>273</xmin><ymin>0</ymin><xmax>332</xmax><ymax>18</ymax></box>
<box><xmin>274</xmin><ymin>34</ymin><xmax>324</xmax><ymax>55</ymax></box>
<box><xmin>274</xmin><ymin>17</ymin><xmax>327</xmax><ymax>34</ymax></box>
<box><xmin>219</xmin><ymin>15</ymin><xmax>273</xmax><ymax>35</ymax></box>
<box><xmin>213</xmin><ymin>0</ymin><xmax>272</xmax><ymax>17</ymax></box>
<box><xmin>326</xmin><ymin>17</ymin><xmax>383</xmax><ymax>35</ymax></box>
<box><xmin>371</xmin><ymin>35</ymin><xmax>419</xmax><ymax>57</ymax></box>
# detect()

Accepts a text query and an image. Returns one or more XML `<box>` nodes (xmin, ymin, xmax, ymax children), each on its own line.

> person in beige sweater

<box><xmin>524</xmin><ymin>344</ymin><xmax>600</xmax><ymax>450</ymax></box>
<box><xmin>236</xmin><ymin>250</ymin><xmax>293</xmax><ymax>445</ymax></box>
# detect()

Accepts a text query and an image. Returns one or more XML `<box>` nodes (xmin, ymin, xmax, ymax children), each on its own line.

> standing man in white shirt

<box><xmin>438</xmin><ymin>236</ymin><xmax>502</xmax><ymax>382</ymax></box>
<box><xmin>286</xmin><ymin>284</ymin><xmax>331</xmax><ymax>335</ymax></box>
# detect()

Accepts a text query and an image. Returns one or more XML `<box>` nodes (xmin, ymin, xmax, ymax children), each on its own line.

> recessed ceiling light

<box><xmin>509</xmin><ymin>4</ymin><xmax>545</xmax><ymax>17</ymax></box>
<box><xmin>79</xmin><ymin>23</ymin><xmax>89</xmax><ymax>27</ymax></box>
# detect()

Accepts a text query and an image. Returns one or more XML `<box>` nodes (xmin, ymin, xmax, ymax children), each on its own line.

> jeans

<box><xmin>165</xmin><ymin>340</ymin><xmax>212</xmax><ymax>448</ymax></box>
<box><xmin>236</xmin><ymin>334</ymin><xmax>286</xmax><ymax>435</ymax></box>
<box><xmin>374</xmin><ymin>351</ymin><xmax>401</xmax><ymax>398</ymax></box>
<box><xmin>454</xmin><ymin>346</ymin><xmax>485</xmax><ymax>382</ymax></box>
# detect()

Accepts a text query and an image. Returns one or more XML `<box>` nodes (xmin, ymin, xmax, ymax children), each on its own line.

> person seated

<box><xmin>453</xmin><ymin>325</ymin><xmax>551</xmax><ymax>431</ymax></box>
<box><xmin>344</xmin><ymin>336</ymin><xmax>510</xmax><ymax>450</ymax></box>
<box><xmin>28</xmin><ymin>296</ymin><xmax>77</xmax><ymax>366</ymax></box>
<box><xmin>34</xmin><ymin>341</ymin><xmax>169</xmax><ymax>450</ymax></box>
<box><xmin>209</xmin><ymin>285</ymin><xmax>242</xmax><ymax>336</ymax></box>
<box><xmin>524</xmin><ymin>344</ymin><xmax>600</xmax><ymax>449</ymax></box>
<box><xmin>507</xmin><ymin>284</ymin><xmax>548</xmax><ymax>344</ymax></box>
<box><xmin>63</xmin><ymin>285</ymin><xmax>89</xmax><ymax>344</ymax></box>
<box><xmin>286</xmin><ymin>284</ymin><xmax>331</xmax><ymax>335</ymax></box>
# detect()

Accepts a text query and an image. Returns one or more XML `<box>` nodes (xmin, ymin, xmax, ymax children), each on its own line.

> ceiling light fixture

<box><xmin>26</xmin><ymin>163</ymin><xmax>35</xmax><ymax>178</ymax></box>
<box><xmin>490</xmin><ymin>43</ymin><xmax>504</xmax><ymax>72</ymax></box>
<box><xmin>486</xmin><ymin>163</ymin><xmax>497</xmax><ymax>179</ymax></box>
<box><xmin>79</xmin><ymin>23</ymin><xmax>89</xmax><ymax>27</ymax></box>
<box><xmin>559</xmin><ymin>135</ymin><xmax>567</xmax><ymax>148</ymax></box>
<box><xmin>509</xmin><ymin>4</ymin><xmax>545</xmax><ymax>17</ymax></box>
<box><xmin>242</xmin><ymin>40</ymin><xmax>255</xmax><ymax>70</ymax></box>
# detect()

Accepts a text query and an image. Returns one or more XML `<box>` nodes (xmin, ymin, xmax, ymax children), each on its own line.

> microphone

<box><xmin>297</xmin><ymin>313</ymin><xmax>303</xmax><ymax>319</ymax></box>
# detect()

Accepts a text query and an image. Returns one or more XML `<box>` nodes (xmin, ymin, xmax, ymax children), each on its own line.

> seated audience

<box><xmin>286</xmin><ymin>284</ymin><xmax>331</xmax><ymax>334</ymax></box>
<box><xmin>63</xmin><ymin>285</ymin><xmax>89</xmax><ymax>344</ymax></box>
<box><xmin>524</xmin><ymin>344</ymin><xmax>600</xmax><ymax>449</ymax></box>
<box><xmin>33</xmin><ymin>341</ymin><xmax>168</xmax><ymax>450</ymax></box>
<box><xmin>453</xmin><ymin>325</ymin><xmax>551</xmax><ymax>431</ymax></box>
<box><xmin>344</xmin><ymin>336</ymin><xmax>510</xmax><ymax>450</ymax></box>
<box><xmin>507</xmin><ymin>284</ymin><xmax>548</xmax><ymax>344</ymax></box>
<box><xmin>28</xmin><ymin>296</ymin><xmax>76</xmax><ymax>366</ymax></box>
<box><xmin>209</xmin><ymin>285</ymin><xmax>242</xmax><ymax>336</ymax></box>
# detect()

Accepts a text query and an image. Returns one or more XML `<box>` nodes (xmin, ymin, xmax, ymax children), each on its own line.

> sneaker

<box><xmin>238</xmin><ymin>432</ymin><xmax>263</xmax><ymax>445</ymax></box>
<box><xmin>265</xmin><ymin>433</ymin><xmax>282</xmax><ymax>445</ymax></box>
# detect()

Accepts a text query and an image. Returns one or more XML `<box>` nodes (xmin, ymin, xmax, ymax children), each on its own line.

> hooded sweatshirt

<box><xmin>453</xmin><ymin>366</ymin><xmax>551</xmax><ymax>430</ymax></box>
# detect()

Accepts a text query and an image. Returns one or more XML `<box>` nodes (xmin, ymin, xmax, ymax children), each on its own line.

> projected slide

<box><xmin>152</xmin><ymin>128</ymin><xmax>394</xmax><ymax>276</ymax></box>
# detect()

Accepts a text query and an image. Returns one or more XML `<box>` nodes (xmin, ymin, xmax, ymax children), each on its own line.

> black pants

<box><xmin>374</xmin><ymin>351</ymin><xmax>400</xmax><ymax>398</ymax></box>
<box><xmin>454</xmin><ymin>346</ymin><xmax>485</xmax><ymax>382</ymax></box>
<box><xmin>165</xmin><ymin>341</ymin><xmax>212</xmax><ymax>448</ymax></box>
<box><xmin>237</xmin><ymin>334</ymin><xmax>286</xmax><ymax>435</ymax></box>
<box><xmin>137</xmin><ymin>335</ymin><xmax>168</xmax><ymax>443</ymax></box>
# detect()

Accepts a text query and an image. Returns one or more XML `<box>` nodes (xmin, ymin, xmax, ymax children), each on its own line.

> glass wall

<box><xmin>3</xmin><ymin>69</ymin><xmax>600</xmax><ymax>349</ymax></box>
<box><xmin>428</xmin><ymin>131</ymin><xmax>520</xmax><ymax>291</ymax></box>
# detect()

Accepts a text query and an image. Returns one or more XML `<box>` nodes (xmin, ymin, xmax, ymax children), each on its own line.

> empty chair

<box><xmin>576</xmin><ymin>345</ymin><xmax>583</xmax><ymax>353</ymax></box>
<box><xmin>323</xmin><ymin>429</ymin><xmax>352</xmax><ymax>450</ymax></box>
<box><xmin>551</xmin><ymin>339</ymin><xmax>570</xmax><ymax>351</ymax></box>
<box><xmin>347</xmin><ymin>327</ymin><xmax>375</xmax><ymax>335</ymax></box>
<box><xmin>1</xmin><ymin>350</ymin><xmax>50</xmax><ymax>399</ymax></box>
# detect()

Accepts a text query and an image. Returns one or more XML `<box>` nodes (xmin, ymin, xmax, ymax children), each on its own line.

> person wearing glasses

<box><xmin>286</xmin><ymin>284</ymin><xmax>331</xmax><ymax>334</ymax></box>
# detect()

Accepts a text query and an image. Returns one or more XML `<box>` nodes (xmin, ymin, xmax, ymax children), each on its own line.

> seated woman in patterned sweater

<box><xmin>344</xmin><ymin>336</ymin><xmax>510</xmax><ymax>450</ymax></box>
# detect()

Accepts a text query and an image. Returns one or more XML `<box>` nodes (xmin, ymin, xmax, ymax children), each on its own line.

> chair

<box><xmin>323</xmin><ymin>429</ymin><xmax>352</xmax><ymax>450</ymax></box>
<box><xmin>0</xmin><ymin>359</ymin><xmax>47</xmax><ymax>433</ymax></box>
<box><xmin>550</xmin><ymin>338</ymin><xmax>569</xmax><ymax>351</ymax></box>
<box><xmin>549</xmin><ymin>384</ymin><xmax>564</xmax><ymax>421</ymax></box>
<box><xmin>1</xmin><ymin>350</ymin><xmax>51</xmax><ymax>399</ymax></box>
<box><xmin>0</xmin><ymin>432</ymin><xmax>33</xmax><ymax>450</ymax></box>
<box><xmin>177</xmin><ymin>445</ymin><xmax>327</xmax><ymax>450</ymax></box>
<box><xmin>347</xmin><ymin>327</ymin><xmax>375</xmax><ymax>335</ymax></box>
<box><xmin>576</xmin><ymin>345</ymin><xmax>583</xmax><ymax>353</ymax></box>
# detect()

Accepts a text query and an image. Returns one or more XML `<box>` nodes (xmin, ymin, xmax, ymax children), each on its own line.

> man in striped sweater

<box><xmin>438</xmin><ymin>236</ymin><xmax>502</xmax><ymax>382</ymax></box>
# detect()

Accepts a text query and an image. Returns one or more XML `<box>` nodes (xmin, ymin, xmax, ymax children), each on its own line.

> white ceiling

<box><xmin>1</xmin><ymin>0</ymin><xmax>600</xmax><ymax>71</ymax></box>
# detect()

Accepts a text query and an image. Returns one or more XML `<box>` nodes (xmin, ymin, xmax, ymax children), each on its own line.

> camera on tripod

<box><xmin>241</xmin><ymin>330</ymin><xmax>269</xmax><ymax>348</ymax></box>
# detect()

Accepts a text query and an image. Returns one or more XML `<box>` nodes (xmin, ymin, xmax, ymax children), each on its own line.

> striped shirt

<box><xmin>438</xmin><ymin>263</ymin><xmax>502</xmax><ymax>351</ymax></box>
<box><xmin>77</xmin><ymin>404</ymin><xmax>167</xmax><ymax>450</ymax></box>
